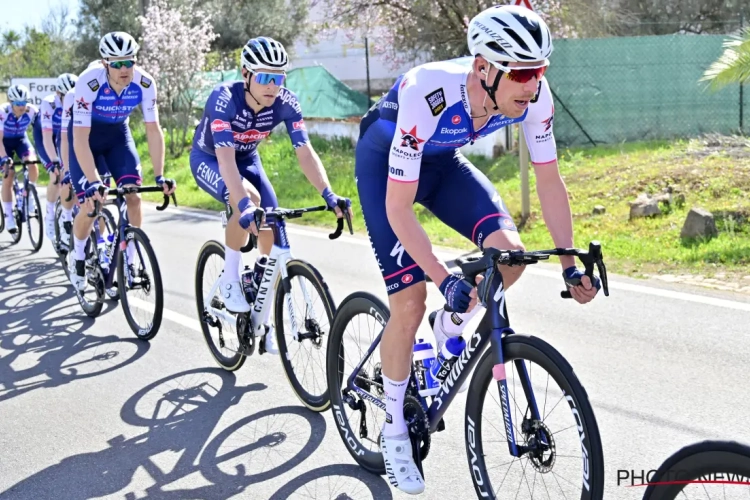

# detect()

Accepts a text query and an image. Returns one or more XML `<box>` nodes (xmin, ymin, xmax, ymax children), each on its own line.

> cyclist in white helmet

<box><xmin>0</xmin><ymin>84</ymin><xmax>39</xmax><ymax>233</ymax></box>
<box><xmin>352</xmin><ymin>5</ymin><xmax>600</xmax><ymax>494</ymax></box>
<box><xmin>189</xmin><ymin>36</ymin><xmax>351</xmax><ymax>353</ymax></box>
<box><xmin>66</xmin><ymin>31</ymin><xmax>175</xmax><ymax>291</ymax></box>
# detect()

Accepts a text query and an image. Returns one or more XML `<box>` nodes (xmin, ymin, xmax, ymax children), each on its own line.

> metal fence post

<box><xmin>519</xmin><ymin>124</ymin><xmax>530</xmax><ymax>223</ymax></box>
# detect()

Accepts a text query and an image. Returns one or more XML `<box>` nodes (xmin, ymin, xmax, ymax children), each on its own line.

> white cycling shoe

<box><xmin>5</xmin><ymin>215</ymin><xmax>17</xmax><ymax>234</ymax></box>
<box><xmin>45</xmin><ymin>215</ymin><xmax>56</xmax><ymax>241</ymax></box>
<box><xmin>429</xmin><ymin>309</ymin><xmax>469</xmax><ymax>393</ymax></box>
<box><xmin>70</xmin><ymin>259</ymin><xmax>87</xmax><ymax>292</ymax></box>
<box><xmin>380</xmin><ymin>430</ymin><xmax>425</xmax><ymax>495</ymax></box>
<box><xmin>220</xmin><ymin>280</ymin><xmax>250</xmax><ymax>313</ymax></box>
<box><xmin>264</xmin><ymin>329</ymin><xmax>278</xmax><ymax>355</ymax></box>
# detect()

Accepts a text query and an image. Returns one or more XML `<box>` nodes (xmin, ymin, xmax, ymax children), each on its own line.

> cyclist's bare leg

<box><xmin>1</xmin><ymin>168</ymin><xmax>14</xmax><ymax>204</ymax></box>
<box><xmin>225</xmin><ymin>179</ymin><xmax>262</xmax><ymax>252</ymax></box>
<box><xmin>46</xmin><ymin>170</ymin><xmax>59</xmax><ymax>204</ymax></box>
<box><xmin>124</xmin><ymin>189</ymin><xmax>141</xmax><ymax>227</ymax></box>
<box><xmin>26</xmin><ymin>158</ymin><xmax>38</xmax><ymax>184</ymax></box>
<box><xmin>381</xmin><ymin>283</ymin><xmax>427</xmax><ymax>381</ymax></box>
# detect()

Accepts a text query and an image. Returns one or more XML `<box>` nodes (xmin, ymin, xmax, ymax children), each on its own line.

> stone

<box><xmin>680</xmin><ymin>207</ymin><xmax>718</xmax><ymax>240</ymax></box>
<box><xmin>629</xmin><ymin>193</ymin><xmax>661</xmax><ymax>220</ymax></box>
<box><xmin>592</xmin><ymin>205</ymin><xmax>606</xmax><ymax>215</ymax></box>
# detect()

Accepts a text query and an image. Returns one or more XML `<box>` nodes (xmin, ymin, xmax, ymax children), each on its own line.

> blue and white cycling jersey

<box><xmin>39</xmin><ymin>94</ymin><xmax>63</xmax><ymax>135</ymax></box>
<box><xmin>360</xmin><ymin>60</ymin><xmax>557</xmax><ymax>183</ymax></box>
<box><xmin>0</xmin><ymin>103</ymin><xmax>38</xmax><ymax>139</ymax></box>
<box><xmin>72</xmin><ymin>65</ymin><xmax>158</xmax><ymax>128</ymax></box>
<box><xmin>192</xmin><ymin>81</ymin><xmax>309</xmax><ymax>159</ymax></box>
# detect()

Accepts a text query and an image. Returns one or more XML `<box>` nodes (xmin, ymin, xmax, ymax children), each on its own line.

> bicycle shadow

<box><xmin>1</xmin><ymin>367</ymin><xmax>327</xmax><ymax>500</ymax></box>
<box><xmin>0</xmin><ymin>253</ymin><xmax>140</xmax><ymax>403</ymax></box>
<box><xmin>268</xmin><ymin>464</ymin><xmax>393</xmax><ymax>500</ymax></box>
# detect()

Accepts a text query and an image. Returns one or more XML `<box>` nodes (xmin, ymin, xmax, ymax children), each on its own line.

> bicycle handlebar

<box><xmin>1</xmin><ymin>159</ymin><xmax>42</xmax><ymax>178</ymax></box>
<box><xmin>454</xmin><ymin>240</ymin><xmax>610</xmax><ymax>304</ymax></box>
<box><xmin>86</xmin><ymin>181</ymin><xmax>177</xmax><ymax>218</ymax></box>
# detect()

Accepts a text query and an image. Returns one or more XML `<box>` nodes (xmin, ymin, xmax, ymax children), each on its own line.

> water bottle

<box><xmin>430</xmin><ymin>336</ymin><xmax>467</xmax><ymax>385</ymax></box>
<box><xmin>241</xmin><ymin>265</ymin><xmax>256</xmax><ymax>304</ymax></box>
<box><xmin>251</xmin><ymin>255</ymin><xmax>268</xmax><ymax>291</ymax></box>
<box><xmin>97</xmin><ymin>236</ymin><xmax>111</xmax><ymax>273</ymax></box>
<box><xmin>413</xmin><ymin>338</ymin><xmax>439</xmax><ymax>396</ymax></box>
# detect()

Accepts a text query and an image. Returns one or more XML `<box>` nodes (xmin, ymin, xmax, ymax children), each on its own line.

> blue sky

<box><xmin>0</xmin><ymin>0</ymin><xmax>80</xmax><ymax>31</ymax></box>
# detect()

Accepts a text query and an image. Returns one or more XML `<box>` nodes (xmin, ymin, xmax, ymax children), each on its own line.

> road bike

<box><xmin>1</xmin><ymin>159</ymin><xmax>43</xmax><ymax>252</ymax></box>
<box><xmin>195</xmin><ymin>200</ymin><xmax>352</xmax><ymax>411</ymax></box>
<box><xmin>643</xmin><ymin>440</ymin><xmax>750</xmax><ymax>499</ymax></box>
<box><xmin>327</xmin><ymin>242</ymin><xmax>610</xmax><ymax>499</ymax></box>
<box><xmin>65</xmin><ymin>183</ymin><xmax>176</xmax><ymax>341</ymax></box>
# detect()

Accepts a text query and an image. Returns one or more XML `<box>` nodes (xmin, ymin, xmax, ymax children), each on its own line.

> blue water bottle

<box><xmin>430</xmin><ymin>336</ymin><xmax>467</xmax><ymax>385</ymax></box>
<box><xmin>413</xmin><ymin>339</ymin><xmax>439</xmax><ymax>395</ymax></box>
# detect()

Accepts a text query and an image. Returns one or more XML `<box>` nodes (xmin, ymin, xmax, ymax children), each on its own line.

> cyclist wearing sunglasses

<box><xmin>0</xmin><ymin>84</ymin><xmax>39</xmax><ymax>234</ymax></box>
<box><xmin>354</xmin><ymin>5</ymin><xmax>600</xmax><ymax>494</ymax></box>
<box><xmin>67</xmin><ymin>31</ymin><xmax>175</xmax><ymax>292</ymax></box>
<box><xmin>190</xmin><ymin>36</ymin><xmax>351</xmax><ymax>353</ymax></box>
<box><xmin>32</xmin><ymin>73</ymin><xmax>76</xmax><ymax>242</ymax></box>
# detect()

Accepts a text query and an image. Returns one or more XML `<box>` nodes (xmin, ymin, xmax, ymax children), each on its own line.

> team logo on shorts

<box><xmin>401</xmin><ymin>274</ymin><xmax>413</xmax><ymax>284</ymax></box>
<box><xmin>399</xmin><ymin>126</ymin><xmax>425</xmax><ymax>151</ymax></box>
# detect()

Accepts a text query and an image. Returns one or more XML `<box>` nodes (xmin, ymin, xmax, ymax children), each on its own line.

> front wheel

<box><xmin>25</xmin><ymin>184</ymin><xmax>43</xmax><ymax>252</ymax></box>
<box><xmin>643</xmin><ymin>440</ymin><xmax>750</xmax><ymax>500</ymax></box>
<box><xmin>465</xmin><ymin>334</ymin><xmax>604</xmax><ymax>500</ymax></box>
<box><xmin>9</xmin><ymin>203</ymin><xmax>22</xmax><ymax>245</ymax></box>
<box><xmin>274</xmin><ymin>259</ymin><xmax>336</xmax><ymax>412</ymax></box>
<box><xmin>117</xmin><ymin>227</ymin><xmax>163</xmax><ymax>341</ymax></box>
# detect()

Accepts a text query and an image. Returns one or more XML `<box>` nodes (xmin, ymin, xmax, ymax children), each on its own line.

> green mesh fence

<box><xmin>546</xmin><ymin>34</ymin><xmax>748</xmax><ymax>147</ymax></box>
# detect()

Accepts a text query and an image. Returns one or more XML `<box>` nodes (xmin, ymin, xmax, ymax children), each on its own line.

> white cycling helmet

<box><xmin>99</xmin><ymin>31</ymin><xmax>140</xmax><ymax>59</ymax></box>
<box><xmin>467</xmin><ymin>5</ymin><xmax>553</xmax><ymax>68</ymax></box>
<box><xmin>56</xmin><ymin>73</ymin><xmax>78</xmax><ymax>94</ymax></box>
<box><xmin>241</xmin><ymin>37</ymin><xmax>289</xmax><ymax>72</ymax></box>
<box><xmin>7</xmin><ymin>84</ymin><xmax>30</xmax><ymax>102</ymax></box>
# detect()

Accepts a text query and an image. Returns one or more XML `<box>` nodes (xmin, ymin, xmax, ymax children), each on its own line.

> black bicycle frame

<box><xmin>344</xmin><ymin>261</ymin><xmax>543</xmax><ymax>458</ymax></box>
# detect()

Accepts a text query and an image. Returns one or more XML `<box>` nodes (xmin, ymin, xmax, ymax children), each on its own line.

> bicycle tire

<box><xmin>643</xmin><ymin>440</ymin><xmax>750</xmax><ymax>500</ymax></box>
<box><xmin>326</xmin><ymin>291</ymin><xmax>390</xmax><ymax>475</ymax></box>
<box><xmin>69</xmin><ymin>228</ymin><xmax>105</xmax><ymax>318</ymax></box>
<box><xmin>0</xmin><ymin>199</ymin><xmax>5</xmax><ymax>233</ymax></box>
<box><xmin>465</xmin><ymin>334</ymin><xmax>604</xmax><ymax>500</ymax></box>
<box><xmin>99</xmin><ymin>208</ymin><xmax>119</xmax><ymax>302</ymax></box>
<box><xmin>274</xmin><ymin>258</ymin><xmax>336</xmax><ymax>412</ymax></box>
<box><xmin>25</xmin><ymin>184</ymin><xmax>43</xmax><ymax>252</ymax></box>
<box><xmin>117</xmin><ymin>227</ymin><xmax>164</xmax><ymax>340</ymax></box>
<box><xmin>9</xmin><ymin>204</ymin><xmax>22</xmax><ymax>245</ymax></box>
<box><xmin>194</xmin><ymin>240</ymin><xmax>246</xmax><ymax>371</ymax></box>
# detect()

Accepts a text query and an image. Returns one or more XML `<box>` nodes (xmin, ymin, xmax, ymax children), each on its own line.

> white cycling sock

<box><xmin>440</xmin><ymin>306</ymin><xmax>484</xmax><ymax>336</ymax></box>
<box><xmin>62</xmin><ymin>207</ymin><xmax>73</xmax><ymax>221</ymax></box>
<box><xmin>383</xmin><ymin>375</ymin><xmax>408</xmax><ymax>437</ymax></box>
<box><xmin>223</xmin><ymin>247</ymin><xmax>241</xmax><ymax>283</ymax></box>
<box><xmin>126</xmin><ymin>240</ymin><xmax>137</xmax><ymax>265</ymax></box>
<box><xmin>2</xmin><ymin>201</ymin><xmax>11</xmax><ymax>215</ymax></box>
<box><xmin>74</xmin><ymin>236</ymin><xmax>87</xmax><ymax>260</ymax></box>
<box><xmin>46</xmin><ymin>201</ymin><xmax>55</xmax><ymax>218</ymax></box>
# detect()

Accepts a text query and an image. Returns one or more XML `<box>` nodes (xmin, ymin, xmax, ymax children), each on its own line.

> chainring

<box><xmin>403</xmin><ymin>394</ymin><xmax>431</xmax><ymax>461</ymax></box>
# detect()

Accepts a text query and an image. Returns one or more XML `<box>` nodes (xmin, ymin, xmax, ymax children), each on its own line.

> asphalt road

<box><xmin>1</xmin><ymin>198</ymin><xmax>749</xmax><ymax>500</ymax></box>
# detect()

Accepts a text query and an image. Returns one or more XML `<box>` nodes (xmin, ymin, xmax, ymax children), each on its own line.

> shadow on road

<box><xmin>0</xmin><ymin>367</ymin><xmax>334</xmax><ymax>500</ymax></box>
<box><xmin>0</xmin><ymin>252</ymin><xmax>144</xmax><ymax>403</ymax></box>
<box><xmin>268</xmin><ymin>463</ymin><xmax>392</xmax><ymax>500</ymax></box>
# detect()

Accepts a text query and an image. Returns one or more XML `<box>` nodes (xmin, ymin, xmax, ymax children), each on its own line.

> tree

<box><xmin>75</xmin><ymin>0</ymin><xmax>143</xmax><ymax>63</ymax></box>
<box><xmin>139</xmin><ymin>0</ymin><xmax>218</xmax><ymax>156</ymax></box>
<box><xmin>700</xmin><ymin>27</ymin><xmax>750</xmax><ymax>90</ymax></box>
<box><xmin>610</xmin><ymin>0</ymin><xmax>749</xmax><ymax>36</ymax></box>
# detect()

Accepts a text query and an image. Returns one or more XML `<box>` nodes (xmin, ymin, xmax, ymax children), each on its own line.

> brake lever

<box><xmin>328</xmin><ymin>199</ymin><xmax>351</xmax><ymax>239</ymax></box>
<box><xmin>86</xmin><ymin>185</ymin><xmax>107</xmax><ymax>218</ymax></box>
<box><xmin>253</xmin><ymin>207</ymin><xmax>265</xmax><ymax>231</ymax></box>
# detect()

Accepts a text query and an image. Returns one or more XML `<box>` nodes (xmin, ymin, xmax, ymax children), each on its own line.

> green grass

<box><xmin>133</xmin><ymin>127</ymin><xmax>750</xmax><ymax>280</ymax></box>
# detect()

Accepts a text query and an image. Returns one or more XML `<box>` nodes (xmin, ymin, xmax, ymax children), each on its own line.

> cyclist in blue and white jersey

<box><xmin>190</xmin><ymin>36</ymin><xmax>351</xmax><ymax>353</ymax></box>
<box><xmin>33</xmin><ymin>73</ymin><xmax>76</xmax><ymax>241</ymax></box>
<box><xmin>355</xmin><ymin>5</ymin><xmax>601</xmax><ymax>494</ymax></box>
<box><xmin>68</xmin><ymin>32</ymin><xmax>175</xmax><ymax>291</ymax></box>
<box><xmin>0</xmin><ymin>84</ymin><xmax>39</xmax><ymax>233</ymax></box>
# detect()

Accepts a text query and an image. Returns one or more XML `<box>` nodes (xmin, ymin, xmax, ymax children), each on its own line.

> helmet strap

<box><xmin>243</xmin><ymin>70</ymin><xmax>263</xmax><ymax>108</ymax></box>
<box><xmin>480</xmin><ymin>65</ymin><xmax>504</xmax><ymax>111</ymax></box>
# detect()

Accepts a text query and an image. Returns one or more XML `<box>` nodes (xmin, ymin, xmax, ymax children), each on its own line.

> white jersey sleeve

<box><xmin>0</xmin><ymin>103</ymin><xmax>8</xmax><ymax>129</ymax></box>
<box><xmin>135</xmin><ymin>68</ymin><xmax>158</xmax><ymax>123</ymax></box>
<box><xmin>388</xmin><ymin>73</ymin><xmax>441</xmax><ymax>183</ymax></box>
<box><xmin>73</xmin><ymin>67</ymin><xmax>100</xmax><ymax>128</ymax></box>
<box><xmin>521</xmin><ymin>77</ymin><xmax>557</xmax><ymax>165</ymax></box>
<box><xmin>26</xmin><ymin>104</ymin><xmax>39</xmax><ymax>125</ymax></box>
<box><xmin>61</xmin><ymin>91</ymin><xmax>75</xmax><ymax>131</ymax></box>
<box><xmin>40</xmin><ymin>96</ymin><xmax>56</xmax><ymax>131</ymax></box>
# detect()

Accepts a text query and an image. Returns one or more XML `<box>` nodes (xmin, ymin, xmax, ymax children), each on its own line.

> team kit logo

<box><xmin>399</xmin><ymin>126</ymin><xmax>425</xmax><ymax>151</ymax></box>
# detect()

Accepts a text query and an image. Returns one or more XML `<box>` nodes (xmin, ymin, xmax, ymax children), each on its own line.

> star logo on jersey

<box><xmin>76</xmin><ymin>97</ymin><xmax>89</xmax><ymax>110</ymax></box>
<box><xmin>399</xmin><ymin>126</ymin><xmax>425</xmax><ymax>151</ymax></box>
<box><xmin>542</xmin><ymin>115</ymin><xmax>553</xmax><ymax>132</ymax></box>
<box><xmin>43</xmin><ymin>112</ymin><xmax>51</xmax><ymax>120</ymax></box>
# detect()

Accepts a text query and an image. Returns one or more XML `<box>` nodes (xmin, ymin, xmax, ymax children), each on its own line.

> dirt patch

<box><xmin>681</xmin><ymin>133</ymin><xmax>750</xmax><ymax>160</ymax></box>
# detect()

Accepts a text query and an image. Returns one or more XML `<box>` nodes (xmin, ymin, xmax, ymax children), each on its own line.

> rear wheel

<box><xmin>67</xmin><ymin>228</ymin><xmax>105</xmax><ymax>318</ymax></box>
<box><xmin>25</xmin><ymin>184</ymin><xmax>43</xmax><ymax>252</ymax></box>
<box><xmin>9</xmin><ymin>199</ymin><xmax>22</xmax><ymax>245</ymax></box>
<box><xmin>274</xmin><ymin>259</ymin><xmax>336</xmax><ymax>412</ymax></box>
<box><xmin>194</xmin><ymin>240</ymin><xmax>246</xmax><ymax>371</ymax></box>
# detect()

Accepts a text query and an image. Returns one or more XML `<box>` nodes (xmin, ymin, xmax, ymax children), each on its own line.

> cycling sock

<box><xmin>74</xmin><ymin>236</ymin><xmax>87</xmax><ymax>260</ymax></box>
<box><xmin>223</xmin><ymin>246</ymin><xmax>241</xmax><ymax>283</ymax></box>
<box><xmin>46</xmin><ymin>201</ymin><xmax>55</xmax><ymax>218</ymax></box>
<box><xmin>62</xmin><ymin>207</ymin><xmax>73</xmax><ymax>221</ymax></box>
<box><xmin>126</xmin><ymin>241</ymin><xmax>137</xmax><ymax>265</ymax></box>
<box><xmin>382</xmin><ymin>375</ymin><xmax>408</xmax><ymax>437</ymax></box>
<box><xmin>441</xmin><ymin>305</ymin><xmax>484</xmax><ymax>336</ymax></box>
<box><xmin>2</xmin><ymin>201</ymin><xmax>11</xmax><ymax>215</ymax></box>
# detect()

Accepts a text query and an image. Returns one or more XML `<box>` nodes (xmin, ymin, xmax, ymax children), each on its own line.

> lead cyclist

<box><xmin>354</xmin><ymin>5</ymin><xmax>601</xmax><ymax>494</ymax></box>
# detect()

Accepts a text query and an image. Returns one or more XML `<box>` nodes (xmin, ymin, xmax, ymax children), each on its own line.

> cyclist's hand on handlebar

<box><xmin>562</xmin><ymin>266</ymin><xmax>600</xmax><ymax>304</ymax></box>
<box><xmin>84</xmin><ymin>180</ymin><xmax>106</xmax><ymax>205</ymax></box>
<box><xmin>44</xmin><ymin>160</ymin><xmax>60</xmax><ymax>174</ymax></box>
<box><xmin>439</xmin><ymin>273</ymin><xmax>475</xmax><ymax>313</ymax></box>
<box><xmin>155</xmin><ymin>175</ymin><xmax>176</xmax><ymax>195</ymax></box>
<box><xmin>321</xmin><ymin>187</ymin><xmax>352</xmax><ymax>219</ymax></box>
<box><xmin>237</xmin><ymin>197</ymin><xmax>263</xmax><ymax>236</ymax></box>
